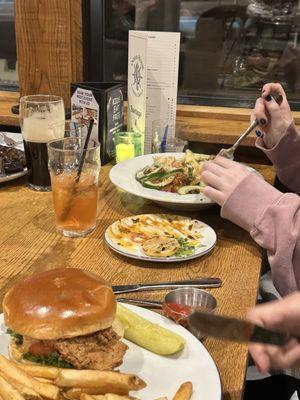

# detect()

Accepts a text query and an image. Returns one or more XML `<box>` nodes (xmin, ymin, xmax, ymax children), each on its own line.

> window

<box><xmin>85</xmin><ymin>0</ymin><xmax>300</xmax><ymax>109</ymax></box>
<box><xmin>0</xmin><ymin>0</ymin><xmax>18</xmax><ymax>91</ymax></box>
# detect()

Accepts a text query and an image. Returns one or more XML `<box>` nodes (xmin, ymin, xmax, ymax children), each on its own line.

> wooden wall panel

<box><xmin>14</xmin><ymin>0</ymin><xmax>83</xmax><ymax>108</ymax></box>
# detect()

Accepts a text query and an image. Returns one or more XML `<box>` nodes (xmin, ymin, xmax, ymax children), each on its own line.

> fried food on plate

<box><xmin>55</xmin><ymin>369</ymin><xmax>145</xmax><ymax>391</ymax></box>
<box><xmin>106</xmin><ymin>214</ymin><xmax>204</xmax><ymax>259</ymax></box>
<box><xmin>3</xmin><ymin>268</ymin><xmax>127</xmax><ymax>371</ymax></box>
<box><xmin>142</xmin><ymin>236</ymin><xmax>180</xmax><ymax>257</ymax></box>
<box><xmin>172</xmin><ymin>382</ymin><xmax>193</xmax><ymax>400</ymax></box>
<box><xmin>0</xmin><ymin>369</ymin><xmax>41</xmax><ymax>399</ymax></box>
<box><xmin>0</xmin><ymin>373</ymin><xmax>25</xmax><ymax>400</ymax></box>
<box><xmin>63</xmin><ymin>388</ymin><xmax>110</xmax><ymax>400</ymax></box>
<box><xmin>116</xmin><ymin>304</ymin><xmax>185</xmax><ymax>355</ymax></box>
<box><xmin>80</xmin><ymin>394</ymin><xmax>138</xmax><ymax>400</ymax></box>
<box><xmin>16</xmin><ymin>364</ymin><xmax>59</xmax><ymax>380</ymax></box>
<box><xmin>0</xmin><ymin>354</ymin><xmax>59</xmax><ymax>399</ymax></box>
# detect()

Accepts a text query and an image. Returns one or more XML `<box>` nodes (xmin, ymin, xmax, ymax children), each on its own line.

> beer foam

<box><xmin>22</xmin><ymin>103</ymin><xmax>65</xmax><ymax>143</ymax></box>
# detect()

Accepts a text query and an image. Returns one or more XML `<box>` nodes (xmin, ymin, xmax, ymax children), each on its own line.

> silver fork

<box><xmin>218</xmin><ymin>120</ymin><xmax>258</xmax><ymax>160</ymax></box>
<box><xmin>218</xmin><ymin>94</ymin><xmax>283</xmax><ymax>160</ymax></box>
<box><xmin>1</xmin><ymin>132</ymin><xmax>23</xmax><ymax>147</ymax></box>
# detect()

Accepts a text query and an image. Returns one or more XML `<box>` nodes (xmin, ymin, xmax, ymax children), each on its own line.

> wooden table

<box><xmin>0</xmin><ymin>163</ymin><xmax>275</xmax><ymax>399</ymax></box>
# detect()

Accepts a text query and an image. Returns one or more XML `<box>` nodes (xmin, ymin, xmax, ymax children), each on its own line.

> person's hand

<box><xmin>201</xmin><ymin>156</ymin><xmax>250</xmax><ymax>206</ymax></box>
<box><xmin>246</xmin><ymin>292</ymin><xmax>300</xmax><ymax>373</ymax></box>
<box><xmin>252</xmin><ymin>83</ymin><xmax>293</xmax><ymax>149</ymax></box>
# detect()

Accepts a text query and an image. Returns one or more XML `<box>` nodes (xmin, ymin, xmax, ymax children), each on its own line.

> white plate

<box><xmin>109</xmin><ymin>153</ymin><xmax>261</xmax><ymax>211</ymax></box>
<box><xmin>0</xmin><ymin>305</ymin><xmax>221</xmax><ymax>399</ymax></box>
<box><xmin>105</xmin><ymin>214</ymin><xmax>217</xmax><ymax>263</ymax></box>
<box><xmin>0</xmin><ymin>132</ymin><xmax>27</xmax><ymax>183</ymax></box>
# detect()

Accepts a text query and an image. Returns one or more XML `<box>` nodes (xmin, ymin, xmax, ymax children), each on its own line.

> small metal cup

<box><xmin>163</xmin><ymin>287</ymin><xmax>217</xmax><ymax>339</ymax></box>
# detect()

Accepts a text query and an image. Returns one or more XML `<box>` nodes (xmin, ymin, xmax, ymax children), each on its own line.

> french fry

<box><xmin>89</xmin><ymin>395</ymin><xmax>138</xmax><ymax>400</ymax></box>
<box><xmin>172</xmin><ymin>382</ymin><xmax>193</xmax><ymax>400</ymax></box>
<box><xmin>0</xmin><ymin>354</ymin><xmax>59</xmax><ymax>400</ymax></box>
<box><xmin>36</xmin><ymin>377</ymin><xmax>56</xmax><ymax>384</ymax></box>
<box><xmin>16</xmin><ymin>364</ymin><xmax>59</xmax><ymax>380</ymax></box>
<box><xmin>63</xmin><ymin>388</ymin><xmax>127</xmax><ymax>400</ymax></box>
<box><xmin>63</xmin><ymin>385</ymin><xmax>141</xmax><ymax>400</ymax></box>
<box><xmin>154</xmin><ymin>398</ymin><xmax>168</xmax><ymax>400</ymax></box>
<box><xmin>79</xmin><ymin>395</ymin><xmax>95</xmax><ymax>400</ymax></box>
<box><xmin>55</xmin><ymin>370</ymin><xmax>146</xmax><ymax>392</ymax></box>
<box><xmin>0</xmin><ymin>369</ymin><xmax>41</xmax><ymax>399</ymax></box>
<box><xmin>0</xmin><ymin>373</ymin><xmax>25</xmax><ymax>400</ymax></box>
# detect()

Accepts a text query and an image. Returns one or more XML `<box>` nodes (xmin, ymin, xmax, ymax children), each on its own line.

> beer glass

<box><xmin>47</xmin><ymin>137</ymin><xmax>101</xmax><ymax>237</ymax></box>
<box><xmin>20</xmin><ymin>95</ymin><xmax>65</xmax><ymax>191</ymax></box>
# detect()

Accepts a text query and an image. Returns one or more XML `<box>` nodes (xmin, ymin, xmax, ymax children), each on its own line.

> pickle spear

<box><xmin>116</xmin><ymin>303</ymin><xmax>185</xmax><ymax>355</ymax></box>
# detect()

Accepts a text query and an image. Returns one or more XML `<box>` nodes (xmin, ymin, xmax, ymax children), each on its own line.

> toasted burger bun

<box><xmin>3</xmin><ymin>268</ymin><xmax>116</xmax><ymax>340</ymax></box>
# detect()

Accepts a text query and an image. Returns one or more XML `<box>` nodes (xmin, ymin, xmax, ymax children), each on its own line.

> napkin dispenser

<box><xmin>71</xmin><ymin>82</ymin><xmax>125</xmax><ymax>164</ymax></box>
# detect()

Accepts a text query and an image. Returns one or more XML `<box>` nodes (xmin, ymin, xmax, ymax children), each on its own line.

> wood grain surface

<box><xmin>14</xmin><ymin>0</ymin><xmax>83</xmax><ymax>108</ymax></box>
<box><xmin>0</xmin><ymin>163</ymin><xmax>276</xmax><ymax>399</ymax></box>
<box><xmin>0</xmin><ymin>91</ymin><xmax>19</xmax><ymax>126</ymax></box>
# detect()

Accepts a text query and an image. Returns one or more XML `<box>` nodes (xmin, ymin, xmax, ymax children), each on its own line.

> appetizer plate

<box><xmin>0</xmin><ymin>132</ymin><xmax>27</xmax><ymax>183</ymax></box>
<box><xmin>109</xmin><ymin>152</ymin><xmax>262</xmax><ymax>211</ymax></box>
<box><xmin>105</xmin><ymin>214</ymin><xmax>217</xmax><ymax>263</ymax></box>
<box><xmin>0</xmin><ymin>305</ymin><xmax>221</xmax><ymax>399</ymax></box>
<box><xmin>0</xmin><ymin>169</ymin><xmax>27</xmax><ymax>184</ymax></box>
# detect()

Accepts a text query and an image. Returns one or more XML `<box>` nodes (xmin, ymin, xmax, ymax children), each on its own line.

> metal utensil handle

<box><xmin>137</xmin><ymin>283</ymin><xmax>221</xmax><ymax>291</ymax></box>
<box><xmin>117</xmin><ymin>298</ymin><xmax>162</xmax><ymax>308</ymax></box>
<box><xmin>139</xmin><ymin>278</ymin><xmax>222</xmax><ymax>289</ymax></box>
<box><xmin>231</xmin><ymin>119</ymin><xmax>258</xmax><ymax>151</ymax></box>
<box><xmin>113</xmin><ymin>278</ymin><xmax>222</xmax><ymax>293</ymax></box>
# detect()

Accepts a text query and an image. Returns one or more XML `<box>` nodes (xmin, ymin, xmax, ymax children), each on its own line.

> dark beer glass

<box><xmin>20</xmin><ymin>95</ymin><xmax>65</xmax><ymax>191</ymax></box>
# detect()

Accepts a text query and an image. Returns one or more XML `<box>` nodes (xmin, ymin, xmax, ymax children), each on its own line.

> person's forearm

<box><xmin>256</xmin><ymin>122</ymin><xmax>300</xmax><ymax>193</ymax></box>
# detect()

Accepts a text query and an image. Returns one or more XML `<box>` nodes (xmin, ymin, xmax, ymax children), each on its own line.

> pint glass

<box><xmin>20</xmin><ymin>95</ymin><xmax>65</xmax><ymax>191</ymax></box>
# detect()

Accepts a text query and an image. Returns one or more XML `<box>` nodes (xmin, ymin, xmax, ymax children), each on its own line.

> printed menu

<box><xmin>128</xmin><ymin>31</ymin><xmax>181</xmax><ymax>154</ymax></box>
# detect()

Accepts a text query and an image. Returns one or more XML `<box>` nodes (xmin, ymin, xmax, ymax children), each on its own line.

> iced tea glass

<box><xmin>47</xmin><ymin>137</ymin><xmax>101</xmax><ymax>237</ymax></box>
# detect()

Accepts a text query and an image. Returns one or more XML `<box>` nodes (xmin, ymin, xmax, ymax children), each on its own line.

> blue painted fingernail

<box><xmin>265</xmin><ymin>95</ymin><xmax>272</xmax><ymax>102</ymax></box>
<box><xmin>260</xmin><ymin>118</ymin><xmax>267</xmax><ymax>125</ymax></box>
<box><xmin>255</xmin><ymin>130</ymin><xmax>262</xmax><ymax>137</ymax></box>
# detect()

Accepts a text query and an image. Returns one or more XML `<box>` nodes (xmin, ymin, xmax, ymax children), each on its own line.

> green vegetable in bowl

<box><xmin>136</xmin><ymin>166</ymin><xmax>163</xmax><ymax>182</ymax></box>
<box><xmin>135</xmin><ymin>150</ymin><xmax>213</xmax><ymax>194</ymax></box>
<box><xmin>143</xmin><ymin>175</ymin><xmax>175</xmax><ymax>189</ymax></box>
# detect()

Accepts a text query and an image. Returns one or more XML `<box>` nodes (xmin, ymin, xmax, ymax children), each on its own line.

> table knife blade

<box><xmin>112</xmin><ymin>277</ymin><xmax>222</xmax><ymax>294</ymax></box>
<box><xmin>188</xmin><ymin>310</ymin><xmax>290</xmax><ymax>346</ymax></box>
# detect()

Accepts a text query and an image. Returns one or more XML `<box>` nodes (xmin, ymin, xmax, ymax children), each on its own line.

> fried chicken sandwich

<box><xmin>3</xmin><ymin>268</ymin><xmax>128</xmax><ymax>370</ymax></box>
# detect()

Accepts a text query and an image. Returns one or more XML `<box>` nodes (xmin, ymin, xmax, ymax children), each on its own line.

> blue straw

<box><xmin>160</xmin><ymin>125</ymin><xmax>169</xmax><ymax>153</ymax></box>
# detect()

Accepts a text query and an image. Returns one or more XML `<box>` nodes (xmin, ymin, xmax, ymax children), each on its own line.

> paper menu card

<box><xmin>128</xmin><ymin>31</ymin><xmax>181</xmax><ymax>154</ymax></box>
<box><xmin>127</xmin><ymin>31</ymin><xmax>148</xmax><ymax>141</ymax></box>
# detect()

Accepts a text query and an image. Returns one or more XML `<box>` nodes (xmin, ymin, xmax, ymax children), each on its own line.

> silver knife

<box><xmin>112</xmin><ymin>277</ymin><xmax>221</xmax><ymax>294</ymax></box>
<box><xmin>188</xmin><ymin>310</ymin><xmax>290</xmax><ymax>346</ymax></box>
<box><xmin>117</xmin><ymin>298</ymin><xmax>162</xmax><ymax>309</ymax></box>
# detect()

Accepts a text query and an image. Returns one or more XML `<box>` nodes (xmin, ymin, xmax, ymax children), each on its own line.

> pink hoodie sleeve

<box><xmin>256</xmin><ymin>122</ymin><xmax>300</xmax><ymax>193</ymax></box>
<box><xmin>221</xmin><ymin>173</ymin><xmax>300</xmax><ymax>296</ymax></box>
<box><xmin>221</xmin><ymin>122</ymin><xmax>300</xmax><ymax>296</ymax></box>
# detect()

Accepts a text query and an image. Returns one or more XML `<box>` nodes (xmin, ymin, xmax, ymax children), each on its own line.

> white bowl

<box><xmin>109</xmin><ymin>152</ymin><xmax>261</xmax><ymax>211</ymax></box>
